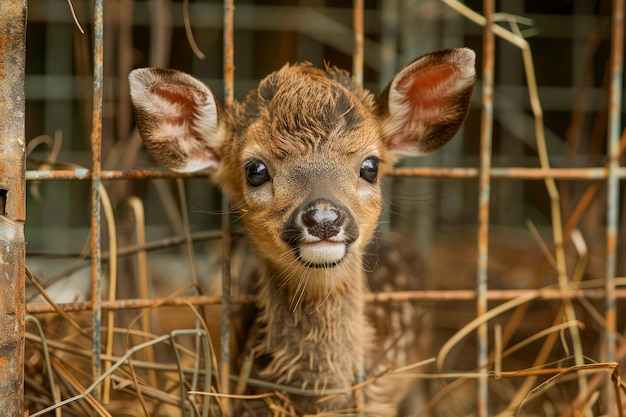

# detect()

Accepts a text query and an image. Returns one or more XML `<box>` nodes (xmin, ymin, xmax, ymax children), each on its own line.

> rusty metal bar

<box><xmin>25</xmin><ymin>287</ymin><xmax>626</xmax><ymax>314</ymax></box>
<box><xmin>24</xmin><ymin>167</ymin><xmax>626</xmax><ymax>181</ymax></box>
<box><xmin>352</xmin><ymin>0</ymin><xmax>368</xmax><ymax>393</ymax></box>
<box><xmin>220</xmin><ymin>0</ymin><xmax>235</xmax><ymax>413</ymax></box>
<box><xmin>25</xmin><ymin>169</ymin><xmax>205</xmax><ymax>181</ymax></box>
<box><xmin>0</xmin><ymin>1</ymin><xmax>27</xmax><ymax>415</ymax></box>
<box><xmin>353</xmin><ymin>0</ymin><xmax>364</xmax><ymax>84</ymax></box>
<box><xmin>389</xmin><ymin>167</ymin><xmax>625</xmax><ymax>179</ymax></box>
<box><xmin>90</xmin><ymin>0</ymin><xmax>104</xmax><ymax>391</ymax></box>
<box><xmin>223</xmin><ymin>1</ymin><xmax>235</xmax><ymax>109</ymax></box>
<box><xmin>477</xmin><ymin>1</ymin><xmax>494</xmax><ymax>415</ymax></box>
<box><xmin>606</xmin><ymin>0</ymin><xmax>623</xmax><ymax>413</ymax></box>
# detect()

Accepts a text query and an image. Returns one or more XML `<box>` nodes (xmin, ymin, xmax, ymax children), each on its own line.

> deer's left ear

<box><xmin>377</xmin><ymin>48</ymin><xmax>476</xmax><ymax>157</ymax></box>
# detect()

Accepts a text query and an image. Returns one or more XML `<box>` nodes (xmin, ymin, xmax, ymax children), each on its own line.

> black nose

<box><xmin>302</xmin><ymin>208</ymin><xmax>343</xmax><ymax>239</ymax></box>
<box><xmin>282</xmin><ymin>197</ymin><xmax>359</xmax><ymax>248</ymax></box>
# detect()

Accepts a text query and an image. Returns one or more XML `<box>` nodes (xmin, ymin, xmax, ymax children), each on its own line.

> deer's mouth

<box><xmin>281</xmin><ymin>197</ymin><xmax>359</xmax><ymax>268</ymax></box>
<box><xmin>295</xmin><ymin>241</ymin><xmax>349</xmax><ymax>268</ymax></box>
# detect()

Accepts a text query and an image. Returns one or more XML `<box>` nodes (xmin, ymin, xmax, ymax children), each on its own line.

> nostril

<box><xmin>283</xmin><ymin>198</ymin><xmax>359</xmax><ymax>247</ymax></box>
<box><xmin>330</xmin><ymin>209</ymin><xmax>343</xmax><ymax>226</ymax></box>
<box><xmin>302</xmin><ymin>209</ymin><xmax>319</xmax><ymax>226</ymax></box>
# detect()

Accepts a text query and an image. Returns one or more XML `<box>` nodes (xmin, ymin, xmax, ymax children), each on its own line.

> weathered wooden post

<box><xmin>0</xmin><ymin>1</ymin><xmax>27</xmax><ymax>416</ymax></box>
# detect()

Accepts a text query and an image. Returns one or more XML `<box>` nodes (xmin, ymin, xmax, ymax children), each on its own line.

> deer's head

<box><xmin>129</xmin><ymin>48</ymin><xmax>475</xmax><ymax>301</ymax></box>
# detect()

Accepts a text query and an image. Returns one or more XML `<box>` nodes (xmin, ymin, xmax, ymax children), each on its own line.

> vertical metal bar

<box><xmin>352</xmin><ymin>1</ymin><xmax>366</xmax><ymax>397</ymax></box>
<box><xmin>606</xmin><ymin>0</ymin><xmax>623</xmax><ymax>413</ymax></box>
<box><xmin>91</xmin><ymin>0</ymin><xmax>104</xmax><ymax>392</ymax></box>
<box><xmin>0</xmin><ymin>1</ymin><xmax>27</xmax><ymax>415</ymax></box>
<box><xmin>223</xmin><ymin>1</ymin><xmax>235</xmax><ymax>109</ymax></box>
<box><xmin>353</xmin><ymin>0</ymin><xmax>364</xmax><ymax>84</ymax></box>
<box><xmin>221</xmin><ymin>0</ymin><xmax>235</xmax><ymax>414</ymax></box>
<box><xmin>477</xmin><ymin>1</ymin><xmax>494</xmax><ymax>416</ymax></box>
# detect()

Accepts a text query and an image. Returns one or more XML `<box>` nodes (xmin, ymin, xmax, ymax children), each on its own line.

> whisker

<box><xmin>309</xmin><ymin>270</ymin><xmax>335</xmax><ymax>314</ymax></box>
<box><xmin>290</xmin><ymin>268</ymin><xmax>309</xmax><ymax>312</ymax></box>
<box><xmin>276</xmin><ymin>254</ymin><xmax>301</xmax><ymax>291</ymax></box>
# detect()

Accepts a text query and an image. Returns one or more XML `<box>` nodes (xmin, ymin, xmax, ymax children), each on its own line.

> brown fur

<box><xmin>129</xmin><ymin>48</ymin><xmax>476</xmax><ymax>416</ymax></box>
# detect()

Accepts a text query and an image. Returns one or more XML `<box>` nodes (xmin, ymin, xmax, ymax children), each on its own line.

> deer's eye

<box><xmin>245</xmin><ymin>160</ymin><xmax>270</xmax><ymax>187</ymax></box>
<box><xmin>359</xmin><ymin>157</ymin><xmax>378</xmax><ymax>183</ymax></box>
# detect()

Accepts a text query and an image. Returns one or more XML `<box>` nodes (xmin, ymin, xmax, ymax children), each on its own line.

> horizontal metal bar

<box><xmin>26</xmin><ymin>167</ymin><xmax>626</xmax><ymax>181</ymax></box>
<box><xmin>26</xmin><ymin>169</ymin><xmax>206</xmax><ymax>181</ymax></box>
<box><xmin>389</xmin><ymin>167</ymin><xmax>626</xmax><ymax>179</ymax></box>
<box><xmin>25</xmin><ymin>287</ymin><xmax>626</xmax><ymax>314</ymax></box>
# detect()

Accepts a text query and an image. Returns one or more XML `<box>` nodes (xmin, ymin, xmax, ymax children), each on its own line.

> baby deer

<box><xmin>129</xmin><ymin>48</ymin><xmax>475</xmax><ymax>416</ymax></box>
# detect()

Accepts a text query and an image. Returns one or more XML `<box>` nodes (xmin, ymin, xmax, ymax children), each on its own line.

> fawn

<box><xmin>129</xmin><ymin>48</ymin><xmax>475</xmax><ymax>416</ymax></box>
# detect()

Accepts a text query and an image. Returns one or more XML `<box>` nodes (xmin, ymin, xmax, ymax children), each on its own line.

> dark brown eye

<box><xmin>359</xmin><ymin>157</ymin><xmax>378</xmax><ymax>183</ymax></box>
<box><xmin>245</xmin><ymin>160</ymin><xmax>270</xmax><ymax>186</ymax></box>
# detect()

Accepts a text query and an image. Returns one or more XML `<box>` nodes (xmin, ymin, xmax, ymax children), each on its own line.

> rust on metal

<box><xmin>25</xmin><ymin>288</ymin><xmax>626</xmax><ymax>315</ymax></box>
<box><xmin>223</xmin><ymin>0</ymin><xmax>235</xmax><ymax>109</ymax></box>
<box><xmin>389</xmin><ymin>166</ymin><xmax>624</xmax><ymax>180</ymax></box>
<box><xmin>24</xmin><ymin>166</ymin><xmax>626</xmax><ymax>182</ymax></box>
<box><xmin>90</xmin><ymin>0</ymin><xmax>104</xmax><ymax>389</ymax></box>
<box><xmin>25</xmin><ymin>169</ymin><xmax>205</xmax><ymax>181</ymax></box>
<box><xmin>220</xmin><ymin>1</ymin><xmax>235</xmax><ymax>413</ymax></box>
<box><xmin>0</xmin><ymin>1</ymin><xmax>27</xmax><ymax>415</ymax></box>
<box><xmin>605</xmin><ymin>6</ymin><xmax>623</xmax><ymax>415</ymax></box>
<box><xmin>476</xmin><ymin>1</ymin><xmax>495</xmax><ymax>415</ymax></box>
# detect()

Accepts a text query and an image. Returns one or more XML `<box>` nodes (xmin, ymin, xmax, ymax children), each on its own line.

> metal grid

<box><xmin>0</xmin><ymin>0</ymin><xmax>624</xmax><ymax>416</ymax></box>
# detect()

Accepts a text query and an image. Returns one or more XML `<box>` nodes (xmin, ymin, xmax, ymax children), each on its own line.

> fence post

<box><xmin>0</xmin><ymin>0</ymin><xmax>27</xmax><ymax>416</ymax></box>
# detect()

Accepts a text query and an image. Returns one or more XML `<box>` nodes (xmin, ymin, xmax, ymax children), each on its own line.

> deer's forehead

<box><xmin>234</xmin><ymin>87</ymin><xmax>382</xmax><ymax>159</ymax></box>
<box><xmin>237</xmin><ymin>116</ymin><xmax>384</xmax><ymax>166</ymax></box>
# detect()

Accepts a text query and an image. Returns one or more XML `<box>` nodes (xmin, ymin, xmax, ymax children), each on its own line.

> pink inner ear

<box><xmin>151</xmin><ymin>83</ymin><xmax>198</xmax><ymax>125</ymax></box>
<box><xmin>396</xmin><ymin>63</ymin><xmax>460</xmax><ymax>120</ymax></box>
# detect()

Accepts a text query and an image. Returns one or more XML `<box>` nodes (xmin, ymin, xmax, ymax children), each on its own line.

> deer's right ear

<box><xmin>129</xmin><ymin>68</ymin><xmax>226</xmax><ymax>173</ymax></box>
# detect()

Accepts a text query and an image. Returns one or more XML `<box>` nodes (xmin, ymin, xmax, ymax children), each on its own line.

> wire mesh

<box><xmin>5</xmin><ymin>0</ymin><xmax>626</xmax><ymax>416</ymax></box>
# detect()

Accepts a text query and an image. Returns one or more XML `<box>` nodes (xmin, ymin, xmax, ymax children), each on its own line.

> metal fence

<box><xmin>1</xmin><ymin>0</ymin><xmax>625</xmax><ymax>416</ymax></box>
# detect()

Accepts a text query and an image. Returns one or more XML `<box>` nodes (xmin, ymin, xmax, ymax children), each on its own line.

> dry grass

<box><xmin>23</xmin><ymin>227</ymin><xmax>626</xmax><ymax>416</ymax></box>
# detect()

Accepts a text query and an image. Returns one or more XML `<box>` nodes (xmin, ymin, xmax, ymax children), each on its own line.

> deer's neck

<box><xmin>255</xmin><ymin>258</ymin><xmax>371</xmax><ymax>393</ymax></box>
